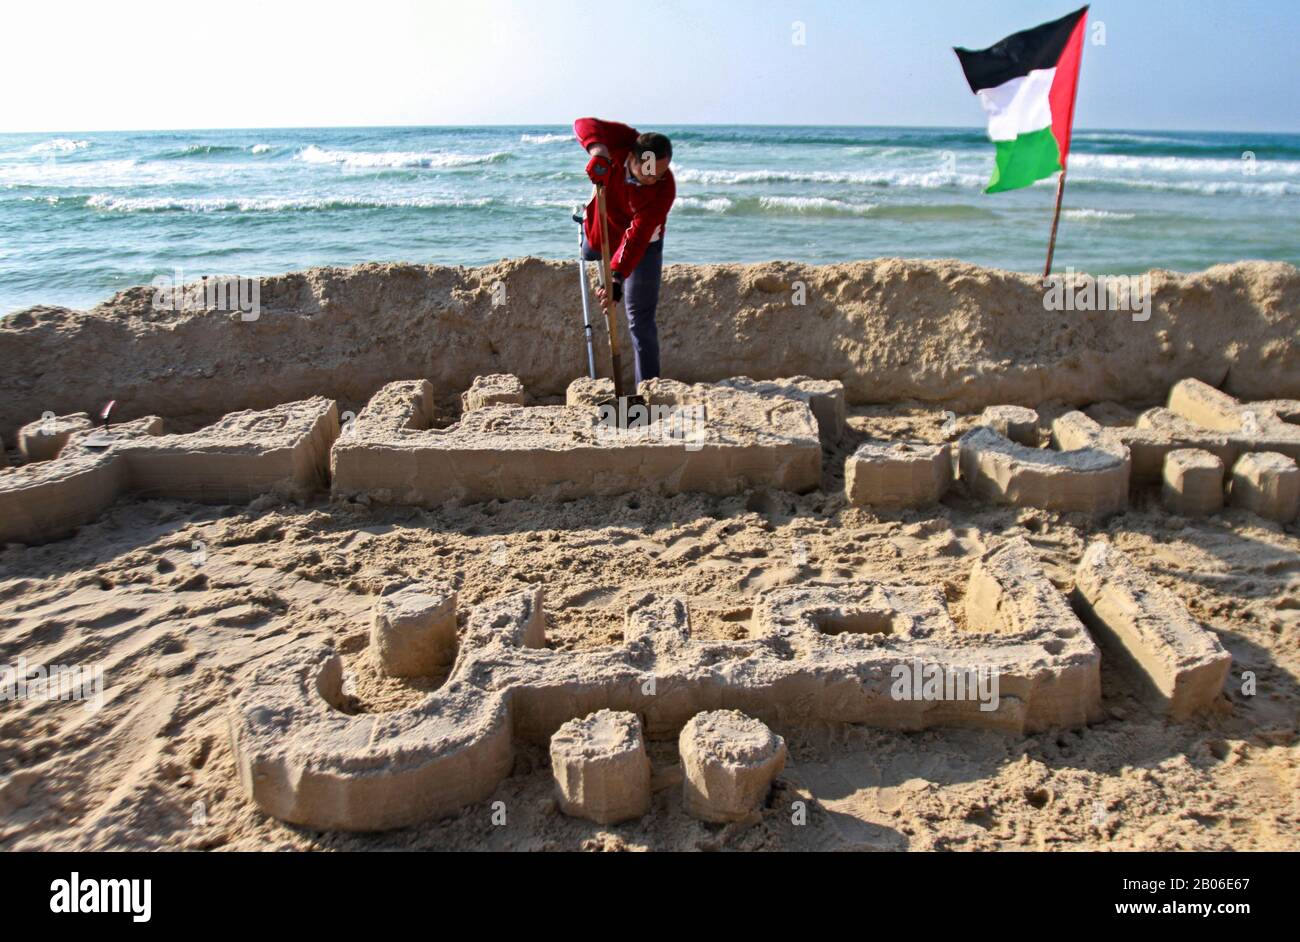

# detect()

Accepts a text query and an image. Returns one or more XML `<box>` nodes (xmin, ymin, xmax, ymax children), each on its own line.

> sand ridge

<box><xmin>2</xmin><ymin>258</ymin><xmax>1297</xmax><ymax>446</ymax></box>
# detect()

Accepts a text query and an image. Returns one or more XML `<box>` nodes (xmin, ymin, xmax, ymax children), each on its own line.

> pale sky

<box><xmin>3</xmin><ymin>0</ymin><xmax>1297</xmax><ymax>133</ymax></box>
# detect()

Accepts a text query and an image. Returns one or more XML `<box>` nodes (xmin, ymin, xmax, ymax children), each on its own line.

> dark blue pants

<box><xmin>581</xmin><ymin>234</ymin><xmax>663</xmax><ymax>386</ymax></box>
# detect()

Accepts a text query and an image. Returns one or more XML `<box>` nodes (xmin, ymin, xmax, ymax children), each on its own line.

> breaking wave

<box><xmin>1069</xmin><ymin>175</ymin><xmax>1300</xmax><ymax>197</ymax></box>
<box><xmin>84</xmin><ymin>194</ymin><xmax>495</xmax><ymax>213</ymax></box>
<box><xmin>1070</xmin><ymin>153</ymin><xmax>1300</xmax><ymax>176</ymax></box>
<box><xmin>673</xmin><ymin>167</ymin><xmax>987</xmax><ymax>188</ymax></box>
<box><xmin>1063</xmin><ymin>208</ymin><xmax>1137</xmax><ymax>221</ymax></box>
<box><xmin>30</xmin><ymin>138</ymin><xmax>91</xmax><ymax>154</ymax></box>
<box><xmin>294</xmin><ymin>145</ymin><xmax>513</xmax><ymax>169</ymax></box>
<box><xmin>758</xmin><ymin>195</ymin><xmax>876</xmax><ymax>215</ymax></box>
<box><xmin>672</xmin><ymin>196</ymin><xmax>997</xmax><ymax>220</ymax></box>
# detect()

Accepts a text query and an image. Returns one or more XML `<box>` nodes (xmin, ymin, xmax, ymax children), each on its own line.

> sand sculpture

<box><xmin>958</xmin><ymin>423</ymin><xmax>1131</xmax><ymax>517</ymax></box>
<box><xmin>550</xmin><ymin>710</ymin><xmax>652</xmax><ymax>825</ymax></box>
<box><xmin>461</xmin><ymin>373</ymin><xmax>527</xmax><ymax>412</ymax></box>
<box><xmin>0</xmin><ymin>375</ymin><xmax>834</xmax><ymax>542</ymax></box>
<box><xmin>845</xmin><ymin>441</ymin><xmax>953</xmax><ymax>508</ymax></box>
<box><xmin>1</xmin><ymin>374</ymin><xmax>1272</xmax><ymax>831</ymax></box>
<box><xmin>0</xmin><ymin>400</ymin><xmax>337</xmax><ymax>545</ymax></box>
<box><xmin>1161</xmin><ymin>449</ymin><xmax>1226</xmax><ymax>516</ymax></box>
<box><xmin>329</xmin><ymin>376</ymin><xmax>824</xmax><ymax>505</ymax></box>
<box><xmin>17</xmin><ymin>411</ymin><xmax>94</xmax><ymax>462</ymax></box>
<box><xmin>6</xmin><ymin>374</ymin><xmax>1296</xmax><ymax>542</ymax></box>
<box><xmin>228</xmin><ymin>539</ymin><xmax>1114</xmax><ymax>830</ymax></box>
<box><xmin>227</xmin><ymin>535</ymin><xmax>1235</xmax><ymax>831</ymax></box>
<box><xmin>1072</xmin><ymin>542</ymin><xmax>1232</xmax><ymax>721</ymax></box>
<box><xmin>944</xmin><ymin>378</ymin><xmax>1300</xmax><ymax>519</ymax></box>
<box><xmin>679</xmin><ymin>710</ymin><xmax>787</xmax><ymax>823</ymax></box>
<box><xmin>1229</xmin><ymin>452</ymin><xmax>1300</xmax><ymax>522</ymax></box>
<box><xmin>1054</xmin><ymin>378</ymin><xmax>1300</xmax><ymax>484</ymax></box>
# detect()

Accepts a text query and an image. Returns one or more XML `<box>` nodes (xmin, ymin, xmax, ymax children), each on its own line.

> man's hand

<box><xmin>586</xmin><ymin>153</ymin><xmax>614</xmax><ymax>186</ymax></box>
<box><xmin>596</xmin><ymin>273</ymin><xmax>623</xmax><ymax>308</ymax></box>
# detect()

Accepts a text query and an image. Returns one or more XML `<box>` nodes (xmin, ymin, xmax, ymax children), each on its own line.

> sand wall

<box><xmin>2</xmin><ymin>257</ymin><xmax>1297</xmax><ymax>444</ymax></box>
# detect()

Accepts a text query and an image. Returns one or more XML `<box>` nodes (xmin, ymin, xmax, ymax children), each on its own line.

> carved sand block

<box><xmin>1121</xmin><ymin>409</ymin><xmax>1239</xmax><ymax>484</ymax></box>
<box><xmin>0</xmin><ymin>399</ymin><xmax>338</xmax><ymax>545</ymax></box>
<box><xmin>565</xmin><ymin>377</ymin><xmax>615</xmax><ymax>407</ymax></box>
<box><xmin>1124</xmin><ymin>400</ymin><xmax>1300</xmax><ymax>484</ymax></box>
<box><xmin>228</xmin><ymin>539</ymin><xmax>1102</xmax><ymax>831</ymax></box>
<box><xmin>17</xmin><ymin>411</ymin><xmax>94</xmax><ymax>462</ymax></box>
<box><xmin>1049</xmin><ymin>381</ymin><xmax>1300</xmax><ymax>486</ymax></box>
<box><xmin>550</xmin><ymin>709</ymin><xmax>651</xmax><ymax>824</ymax></box>
<box><xmin>0</xmin><ymin>416</ymin><xmax>166</xmax><ymax>544</ymax></box>
<box><xmin>461</xmin><ymin>373</ymin><xmax>525</xmax><ymax>411</ymax></box>
<box><xmin>680</xmin><ymin>710</ymin><xmax>786</xmax><ymax>823</ymax></box>
<box><xmin>0</xmin><ymin>433</ymin><xmax>137</xmax><ymax>545</ymax></box>
<box><xmin>371</xmin><ymin>582</ymin><xmax>459</xmax><ymax>678</ymax></box>
<box><xmin>1229</xmin><ymin>451</ymin><xmax>1300</xmax><ymax>522</ymax></box>
<box><xmin>1161</xmin><ymin>449</ymin><xmax>1225</xmax><ymax>516</ymax></box>
<box><xmin>1072</xmin><ymin>542</ymin><xmax>1231</xmax><ymax>720</ymax></box>
<box><xmin>979</xmin><ymin>405</ymin><xmax>1039</xmax><ymax>446</ymax></box>
<box><xmin>1167</xmin><ymin>378</ymin><xmax>1255</xmax><ymax>433</ymax></box>
<box><xmin>119</xmin><ymin>397</ymin><xmax>339</xmax><ymax>502</ymax></box>
<box><xmin>844</xmin><ymin>440</ymin><xmax>951</xmax><ymax>508</ymax></box>
<box><xmin>330</xmin><ymin>378</ymin><xmax>821</xmax><ymax>506</ymax></box>
<box><xmin>715</xmin><ymin>376</ymin><xmax>846</xmax><ymax>444</ymax></box>
<box><xmin>959</xmin><ymin>424</ymin><xmax>1130</xmax><ymax>517</ymax></box>
<box><xmin>1136</xmin><ymin>379</ymin><xmax>1300</xmax><ymax>480</ymax></box>
<box><xmin>1052</xmin><ymin>410</ymin><xmax>1159</xmax><ymax>481</ymax></box>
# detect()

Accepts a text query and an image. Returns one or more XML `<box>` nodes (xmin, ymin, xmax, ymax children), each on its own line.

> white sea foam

<box><xmin>250</xmin><ymin>144</ymin><xmax>273</xmax><ymax>154</ymax></box>
<box><xmin>1072</xmin><ymin>132</ymin><xmax>1197</xmax><ymax>146</ymax></box>
<box><xmin>294</xmin><ymin>145</ymin><xmax>512</xmax><ymax>169</ymax></box>
<box><xmin>520</xmin><ymin>133</ymin><xmax>572</xmax><ymax>145</ymax></box>
<box><xmin>0</xmin><ymin>159</ymin><xmax>148</xmax><ymax>187</ymax></box>
<box><xmin>1070</xmin><ymin>153</ymin><xmax>1300</xmax><ymax>176</ymax></box>
<box><xmin>674</xmin><ymin>196</ymin><xmax>734</xmax><ymax>213</ymax></box>
<box><xmin>1063</xmin><ymin>208</ymin><xmax>1137</xmax><ymax>221</ymax></box>
<box><xmin>1070</xmin><ymin>175</ymin><xmax>1300</xmax><ymax>197</ymax></box>
<box><xmin>524</xmin><ymin>198</ymin><xmax>584</xmax><ymax>209</ymax></box>
<box><xmin>758</xmin><ymin>195</ymin><xmax>876</xmax><ymax>215</ymax></box>
<box><xmin>85</xmin><ymin>194</ymin><xmax>494</xmax><ymax>213</ymax></box>
<box><xmin>672</xmin><ymin>195</ymin><xmax>881</xmax><ymax>215</ymax></box>
<box><xmin>673</xmin><ymin>167</ymin><xmax>986</xmax><ymax>188</ymax></box>
<box><xmin>30</xmin><ymin>138</ymin><xmax>90</xmax><ymax>154</ymax></box>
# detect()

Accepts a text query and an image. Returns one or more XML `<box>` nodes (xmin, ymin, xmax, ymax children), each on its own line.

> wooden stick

<box><xmin>1043</xmin><ymin>170</ymin><xmax>1067</xmax><ymax>278</ymax></box>
<box><xmin>1044</xmin><ymin>21</ymin><xmax>1084</xmax><ymax>280</ymax></box>
<box><xmin>594</xmin><ymin>185</ymin><xmax>627</xmax><ymax>399</ymax></box>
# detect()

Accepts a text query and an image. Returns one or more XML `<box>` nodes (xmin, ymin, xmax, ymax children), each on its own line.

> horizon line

<box><xmin>3</xmin><ymin>121</ymin><xmax>1299</xmax><ymax>137</ymax></box>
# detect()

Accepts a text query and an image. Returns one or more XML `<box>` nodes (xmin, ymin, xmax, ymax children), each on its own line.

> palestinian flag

<box><xmin>955</xmin><ymin>6</ymin><xmax>1088</xmax><ymax>193</ymax></box>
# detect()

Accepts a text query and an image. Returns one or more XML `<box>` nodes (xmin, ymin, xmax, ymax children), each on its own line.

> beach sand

<box><xmin>0</xmin><ymin>258</ymin><xmax>1297</xmax><ymax>851</ymax></box>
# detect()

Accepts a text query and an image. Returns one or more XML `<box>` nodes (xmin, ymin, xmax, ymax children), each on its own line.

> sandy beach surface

<box><xmin>1</xmin><ymin>258</ymin><xmax>1297</xmax><ymax>851</ymax></box>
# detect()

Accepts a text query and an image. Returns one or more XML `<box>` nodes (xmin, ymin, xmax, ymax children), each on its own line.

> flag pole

<box><xmin>1043</xmin><ymin>170</ymin><xmax>1067</xmax><ymax>278</ymax></box>
<box><xmin>1044</xmin><ymin>7</ymin><xmax>1088</xmax><ymax>278</ymax></box>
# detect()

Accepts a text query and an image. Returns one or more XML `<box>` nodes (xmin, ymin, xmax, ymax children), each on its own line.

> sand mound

<box><xmin>2</xmin><ymin>257</ymin><xmax>1297</xmax><ymax>445</ymax></box>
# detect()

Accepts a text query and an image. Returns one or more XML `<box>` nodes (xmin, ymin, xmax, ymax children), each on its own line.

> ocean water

<box><xmin>2</xmin><ymin>125</ymin><xmax>1298</xmax><ymax>314</ymax></box>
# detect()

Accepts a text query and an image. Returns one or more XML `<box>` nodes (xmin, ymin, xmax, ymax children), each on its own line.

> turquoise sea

<box><xmin>2</xmin><ymin>125</ymin><xmax>1298</xmax><ymax>314</ymax></box>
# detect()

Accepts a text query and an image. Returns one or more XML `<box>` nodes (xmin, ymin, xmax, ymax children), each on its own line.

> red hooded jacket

<box><xmin>574</xmin><ymin>117</ymin><xmax>676</xmax><ymax>278</ymax></box>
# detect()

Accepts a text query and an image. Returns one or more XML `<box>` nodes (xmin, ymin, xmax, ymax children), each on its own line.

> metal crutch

<box><xmin>574</xmin><ymin>209</ymin><xmax>597</xmax><ymax>380</ymax></box>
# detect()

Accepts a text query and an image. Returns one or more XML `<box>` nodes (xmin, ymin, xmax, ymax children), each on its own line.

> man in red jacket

<box><xmin>575</xmin><ymin>116</ymin><xmax>676</xmax><ymax>385</ymax></box>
